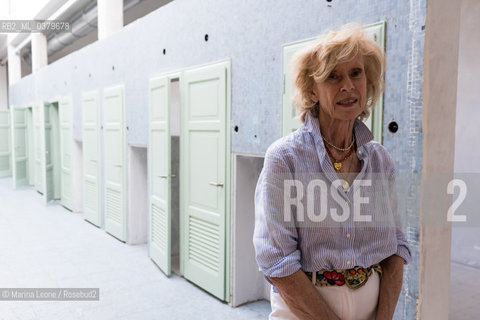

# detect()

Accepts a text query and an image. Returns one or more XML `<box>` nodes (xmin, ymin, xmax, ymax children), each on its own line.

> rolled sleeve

<box><xmin>395</xmin><ymin>242</ymin><xmax>412</xmax><ymax>265</ymax></box>
<box><xmin>253</xmin><ymin>145</ymin><xmax>302</xmax><ymax>278</ymax></box>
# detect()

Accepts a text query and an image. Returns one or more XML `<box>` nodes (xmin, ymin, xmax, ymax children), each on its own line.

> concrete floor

<box><xmin>1</xmin><ymin>177</ymin><xmax>479</xmax><ymax>319</ymax></box>
<box><xmin>0</xmin><ymin>177</ymin><xmax>270</xmax><ymax>320</ymax></box>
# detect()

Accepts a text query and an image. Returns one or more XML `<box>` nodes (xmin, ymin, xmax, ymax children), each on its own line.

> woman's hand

<box><xmin>269</xmin><ymin>270</ymin><xmax>341</xmax><ymax>320</ymax></box>
<box><xmin>376</xmin><ymin>255</ymin><xmax>405</xmax><ymax>320</ymax></box>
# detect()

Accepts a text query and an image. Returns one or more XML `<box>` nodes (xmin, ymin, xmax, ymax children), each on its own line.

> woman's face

<box><xmin>311</xmin><ymin>54</ymin><xmax>367</xmax><ymax>122</ymax></box>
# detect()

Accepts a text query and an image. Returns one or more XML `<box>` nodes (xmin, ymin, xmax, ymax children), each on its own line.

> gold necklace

<box><xmin>322</xmin><ymin>136</ymin><xmax>355</xmax><ymax>152</ymax></box>
<box><xmin>324</xmin><ymin>143</ymin><xmax>355</xmax><ymax>171</ymax></box>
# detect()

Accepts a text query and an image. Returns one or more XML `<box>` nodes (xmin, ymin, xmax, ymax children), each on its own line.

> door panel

<box><xmin>103</xmin><ymin>85</ymin><xmax>126</xmax><ymax>241</ymax></box>
<box><xmin>11</xmin><ymin>108</ymin><xmax>28</xmax><ymax>188</ymax></box>
<box><xmin>149</xmin><ymin>76</ymin><xmax>172</xmax><ymax>275</ymax></box>
<box><xmin>182</xmin><ymin>62</ymin><xmax>228</xmax><ymax>300</ymax></box>
<box><xmin>82</xmin><ymin>91</ymin><xmax>102</xmax><ymax>226</ymax></box>
<box><xmin>43</xmin><ymin>103</ymin><xmax>54</xmax><ymax>203</ymax></box>
<box><xmin>33</xmin><ymin>104</ymin><xmax>43</xmax><ymax>193</ymax></box>
<box><xmin>0</xmin><ymin>110</ymin><xmax>11</xmax><ymax>177</ymax></box>
<box><xmin>26</xmin><ymin>108</ymin><xmax>35</xmax><ymax>185</ymax></box>
<box><xmin>59</xmin><ymin>97</ymin><xmax>74</xmax><ymax>210</ymax></box>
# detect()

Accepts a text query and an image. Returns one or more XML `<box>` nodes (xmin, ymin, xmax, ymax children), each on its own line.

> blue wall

<box><xmin>9</xmin><ymin>0</ymin><xmax>426</xmax><ymax>318</ymax></box>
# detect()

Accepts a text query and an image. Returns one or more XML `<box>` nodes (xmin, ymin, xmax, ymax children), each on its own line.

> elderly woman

<box><xmin>253</xmin><ymin>23</ymin><xmax>411</xmax><ymax>320</ymax></box>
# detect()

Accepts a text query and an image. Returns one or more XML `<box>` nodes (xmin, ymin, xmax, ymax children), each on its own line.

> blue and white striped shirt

<box><xmin>253</xmin><ymin>113</ymin><xmax>411</xmax><ymax>279</ymax></box>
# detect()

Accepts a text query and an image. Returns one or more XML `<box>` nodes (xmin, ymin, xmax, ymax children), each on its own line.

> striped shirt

<box><xmin>253</xmin><ymin>113</ymin><xmax>411</xmax><ymax>280</ymax></box>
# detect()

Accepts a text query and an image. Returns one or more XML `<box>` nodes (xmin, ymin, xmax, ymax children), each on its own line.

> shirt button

<box><xmin>346</xmin><ymin>233</ymin><xmax>351</xmax><ymax>238</ymax></box>
<box><xmin>347</xmin><ymin>260</ymin><xmax>351</xmax><ymax>265</ymax></box>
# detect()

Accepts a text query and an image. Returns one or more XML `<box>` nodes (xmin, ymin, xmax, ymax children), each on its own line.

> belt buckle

<box><xmin>343</xmin><ymin>267</ymin><xmax>369</xmax><ymax>290</ymax></box>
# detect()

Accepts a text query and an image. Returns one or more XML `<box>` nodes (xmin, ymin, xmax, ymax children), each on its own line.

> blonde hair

<box><xmin>291</xmin><ymin>23</ymin><xmax>385</xmax><ymax>122</ymax></box>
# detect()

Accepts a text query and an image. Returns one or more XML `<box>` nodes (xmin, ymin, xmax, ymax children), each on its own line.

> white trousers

<box><xmin>269</xmin><ymin>271</ymin><xmax>380</xmax><ymax>320</ymax></box>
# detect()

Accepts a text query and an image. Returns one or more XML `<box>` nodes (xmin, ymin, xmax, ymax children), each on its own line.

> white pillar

<box><xmin>419</xmin><ymin>0</ymin><xmax>461</xmax><ymax>318</ymax></box>
<box><xmin>31</xmin><ymin>33</ymin><xmax>48</xmax><ymax>73</ymax></box>
<box><xmin>7</xmin><ymin>44</ymin><xmax>21</xmax><ymax>85</ymax></box>
<box><xmin>0</xmin><ymin>64</ymin><xmax>7</xmax><ymax>110</ymax></box>
<box><xmin>97</xmin><ymin>0</ymin><xmax>123</xmax><ymax>40</ymax></box>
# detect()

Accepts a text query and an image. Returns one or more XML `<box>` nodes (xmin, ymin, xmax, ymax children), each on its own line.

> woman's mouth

<box><xmin>336</xmin><ymin>98</ymin><xmax>358</xmax><ymax>106</ymax></box>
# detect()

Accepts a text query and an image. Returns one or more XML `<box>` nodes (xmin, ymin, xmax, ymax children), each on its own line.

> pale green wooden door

<box><xmin>82</xmin><ymin>91</ymin><xmax>102</xmax><ymax>226</ymax></box>
<box><xmin>33</xmin><ymin>104</ymin><xmax>43</xmax><ymax>193</ymax></box>
<box><xmin>363</xmin><ymin>21</ymin><xmax>385</xmax><ymax>143</ymax></box>
<box><xmin>103</xmin><ymin>85</ymin><xmax>126</xmax><ymax>241</ymax></box>
<box><xmin>0</xmin><ymin>110</ymin><xmax>11</xmax><ymax>177</ymax></box>
<box><xmin>42</xmin><ymin>103</ymin><xmax>55</xmax><ymax>203</ymax></box>
<box><xmin>59</xmin><ymin>97</ymin><xmax>74</xmax><ymax>211</ymax></box>
<box><xmin>281</xmin><ymin>22</ymin><xmax>385</xmax><ymax>142</ymax></box>
<box><xmin>181</xmin><ymin>62</ymin><xmax>228</xmax><ymax>300</ymax></box>
<box><xmin>282</xmin><ymin>38</ymin><xmax>317</xmax><ymax>136</ymax></box>
<box><xmin>149</xmin><ymin>77</ymin><xmax>172</xmax><ymax>275</ymax></box>
<box><xmin>11</xmin><ymin>108</ymin><xmax>28</xmax><ymax>188</ymax></box>
<box><xmin>26</xmin><ymin>108</ymin><xmax>35</xmax><ymax>185</ymax></box>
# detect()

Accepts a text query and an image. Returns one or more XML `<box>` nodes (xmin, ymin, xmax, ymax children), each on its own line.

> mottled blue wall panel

<box><xmin>9</xmin><ymin>1</ymin><xmax>426</xmax><ymax>318</ymax></box>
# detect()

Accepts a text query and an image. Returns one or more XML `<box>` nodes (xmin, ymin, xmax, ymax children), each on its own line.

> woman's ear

<box><xmin>311</xmin><ymin>89</ymin><xmax>319</xmax><ymax>103</ymax></box>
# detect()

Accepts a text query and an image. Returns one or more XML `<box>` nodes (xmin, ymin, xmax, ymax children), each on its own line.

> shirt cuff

<box><xmin>396</xmin><ymin>244</ymin><xmax>412</xmax><ymax>265</ymax></box>
<box><xmin>261</xmin><ymin>249</ymin><xmax>302</xmax><ymax>279</ymax></box>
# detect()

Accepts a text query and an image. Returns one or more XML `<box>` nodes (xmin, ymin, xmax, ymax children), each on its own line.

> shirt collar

<box><xmin>303</xmin><ymin>113</ymin><xmax>373</xmax><ymax>148</ymax></box>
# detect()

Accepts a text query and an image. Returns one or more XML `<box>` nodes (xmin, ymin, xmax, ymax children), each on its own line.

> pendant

<box><xmin>342</xmin><ymin>180</ymin><xmax>350</xmax><ymax>191</ymax></box>
<box><xmin>334</xmin><ymin>162</ymin><xmax>342</xmax><ymax>171</ymax></box>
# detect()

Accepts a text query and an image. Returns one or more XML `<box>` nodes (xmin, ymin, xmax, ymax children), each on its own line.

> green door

<box><xmin>149</xmin><ymin>76</ymin><xmax>172</xmax><ymax>275</ymax></box>
<box><xmin>0</xmin><ymin>110</ymin><xmax>11</xmax><ymax>177</ymax></box>
<box><xmin>281</xmin><ymin>38</ymin><xmax>317</xmax><ymax>136</ymax></box>
<box><xmin>59</xmin><ymin>97</ymin><xmax>74</xmax><ymax>211</ymax></box>
<box><xmin>33</xmin><ymin>103</ymin><xmax>43</xmax><ymax>193</ymax></box>
<box><xmin>42</xmin><ymin>102</ymin><xmax>55</xmax><ymax>203</ymax></box>
<box><xmin>103</xmin><ymin>85</ymin><xmax>126</xmax><ymax>241</ymax></box>
<box><xmin>82</xmin><ymin>91</ymin><xmax>102</xmax><ymax>226</ymax></box>
<box><xmin>11</xmin><ymin>107</ymin><xmax>28</xmax><ymax>188</ymax></box>
<box><xmin>26</xmin><ymin>107</ymin><xmax>35</xmax><ymax>185</ymax></box>
<box><xmin>181</xmin><ymin>62</ymin><xmax>229</xmax><ymax>300</ymax></box>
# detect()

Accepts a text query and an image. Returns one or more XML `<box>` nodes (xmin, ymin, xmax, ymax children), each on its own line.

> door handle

<box><xmin>158</xmin><ymin>174</ymin><xmax>176</xmax><ymax>179</ymax></box>
<box><xmin>90</xmin><ymin>159</ymin><xmax>97</xmax><ymax>162</ymax></box>
<box><xmin>209</xmin><ymin>182</ymin><xmax>224</xmax><ymax>187</ymax></box>
<box><xmin>114</xmin><ymin>163</ymin><xmax>122</xmax><ymax>167</ymax></box>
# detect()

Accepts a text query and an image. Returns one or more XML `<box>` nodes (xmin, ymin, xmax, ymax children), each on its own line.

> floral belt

<box><xmin>305</xmin><ymin>264</ymin><xmax>383</xmax><ymax>290</ymax></box>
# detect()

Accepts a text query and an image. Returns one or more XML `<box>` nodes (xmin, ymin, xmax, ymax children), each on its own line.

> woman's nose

<box><xmin>340</xmin><ymin>76</ymin><xmax>354</xmax><ymax>92</ymax></box>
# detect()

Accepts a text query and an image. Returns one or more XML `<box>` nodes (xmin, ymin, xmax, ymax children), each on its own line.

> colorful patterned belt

<box><xmin>305</xmin><ymin>264</ymin><xmax>383</xmax><ymax>290</ymax></box>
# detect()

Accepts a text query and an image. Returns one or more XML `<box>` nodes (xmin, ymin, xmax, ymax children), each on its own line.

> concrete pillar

<box><xmin>419</xmin><ymin>0</ymin><xmax>461</xmax><ymax>318</ymax></box>
<box><xmin>97</xmin><ymin>0</ymin><xmax>123</xmax><ymax>40</ymax></box>
<box><xmin>31</xmin><ymin>33</ymin><xmax>48</xmax><ymax>73</ymax></box>
<box><xmin>7</xmin><ymin>44</ymin><xmax>21</xmax><ymax>85</ymax></box>
<box><xmin>0</xmin><ymin>64</ymin><xmax>7</xmax><ymax>110</ymax></box>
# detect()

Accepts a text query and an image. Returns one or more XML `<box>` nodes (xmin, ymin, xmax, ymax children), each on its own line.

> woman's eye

<box><xmin>328</xmin><ymin>73</ymin><xmax>338</xmax><ymax>80</ymax></box>
<box><xmin>351</xmin><ymin>69</ymin><xmax>363</xmax><ymax>77</ymax></box>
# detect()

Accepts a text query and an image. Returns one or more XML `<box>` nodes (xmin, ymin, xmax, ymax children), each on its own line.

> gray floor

<box><xmin>1</xmin><ymin>177</ymin><xmax>479</xmax><ymax>319</ymax></box>
<box><xmin>0</xmin><ymin>177</ymin><xmax>270</xmax><ymax>320</ymax></box>
<box><xmin>449</xmin><ymin>262</ymin><xmax>480</xmax><ymax>320</ymax></box>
